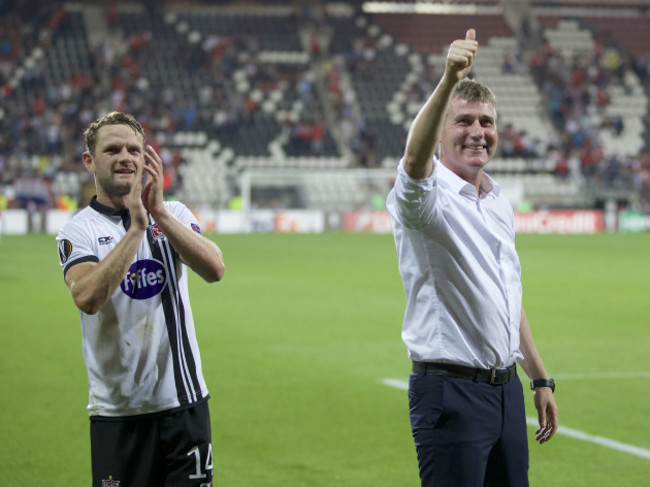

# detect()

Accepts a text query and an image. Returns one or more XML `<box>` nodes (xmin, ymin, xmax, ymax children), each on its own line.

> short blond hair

<box><xmin>453</xmin><ymin>78</ymin><xmax>497</xmax><ymax>106</ymax></box>
<box><xmin>83</xmin><ymin>112</ymin><xmax>145</xmax><ymax>157</ymax></box>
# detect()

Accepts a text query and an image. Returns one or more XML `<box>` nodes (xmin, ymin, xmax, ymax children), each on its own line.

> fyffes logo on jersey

<box><xmin>120</xmin><ymin>259</ymin><xmax>167</xmax><ymax>299</ymax></box>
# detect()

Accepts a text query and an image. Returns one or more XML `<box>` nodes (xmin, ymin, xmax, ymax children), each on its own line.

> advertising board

<box><xmin>514</xmin><ymin>210</ymin><xmax>604</xmax><ymax>234</ymax></box>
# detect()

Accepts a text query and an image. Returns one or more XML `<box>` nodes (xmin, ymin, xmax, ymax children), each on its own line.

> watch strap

<box><xmin>530</xmin><ymin>378</ymin><xmax>555</xmax><ymax>393</ymax></box>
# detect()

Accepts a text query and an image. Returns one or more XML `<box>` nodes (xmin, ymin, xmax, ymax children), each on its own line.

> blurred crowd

<box><xmin>1</xmin><ymin>0</ymin><xmax>650</xmax><ymax>213</ymax></box>
<box><xmin>525</xmin><ymin>29</ymin><xmax>650</xmax><ymax>204</ymax></box>
<box><xmin>0</xmin><ymin>0</ymin><xmax>188</xmax><ymax>211</ymax></box>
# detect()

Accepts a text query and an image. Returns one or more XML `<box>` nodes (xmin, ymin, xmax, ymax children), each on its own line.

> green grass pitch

<box><xmin>1</xmin><ymin>232</ymin><xmax>649</xmax><ymax>485</ymax></box>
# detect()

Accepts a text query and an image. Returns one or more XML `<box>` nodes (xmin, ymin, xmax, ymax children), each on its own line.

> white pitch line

<box><xmin>524</xmin><ymin>418</ymin><xmax>650</xmax><ymax>459</ymax></box>
<box><xmin>380</xmin><ymin>378</ymin><xmax>650</xmax><ymax>460</ymax></box>
<box><xmin>381</xmin><ymin>378</ymin><xmax>411</xmax><ymax>390</ymax></box>
<box><xmin>554</xmin><ymin>371</ymin><xmax>650</xmax><ymax>380</ymax></box>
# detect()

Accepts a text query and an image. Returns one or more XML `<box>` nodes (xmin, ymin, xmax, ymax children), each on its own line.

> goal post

<box><xmin>239</xmin><ymin>168</ymin><xmax>398</xmax><ymax>213</ymax></box>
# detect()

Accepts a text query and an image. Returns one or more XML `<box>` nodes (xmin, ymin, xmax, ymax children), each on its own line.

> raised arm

<box><xmin>148</xmin><ymin>207</ymin><xmax>225</xmax><ymax>283</ymax></box>
<box><xmin>65</xmin><ymin>158</ymin><xmax>150</xmax><ymax>314</ymax></box>
<box><xmin>143</xmin><ymin>145</ymin><xmax>225</xmax><ymax>283</ymax></box>
<box><xmin>403</xmin><ymin>29</ymin><xmax>478</xmax><ymax>180</ymax></box>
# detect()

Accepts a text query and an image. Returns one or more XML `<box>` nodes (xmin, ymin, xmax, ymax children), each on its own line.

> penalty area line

<box><xmin>380</xmin><ymin>378</ymin><xmax>650</xmax><ymax>460</ymax></box>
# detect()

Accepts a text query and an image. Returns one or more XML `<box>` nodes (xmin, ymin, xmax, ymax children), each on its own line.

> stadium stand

<box><xmin>1</xmin><ymin>0</ymin><xmax>650</xmax><ymax>214</ymax></box>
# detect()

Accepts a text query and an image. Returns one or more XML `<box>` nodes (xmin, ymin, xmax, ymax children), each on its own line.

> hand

<box><xmin>142</xmin><ymin>144</ymin><xmax>165</xmax><ymax>217</ymax></box>
<box><xmin>126</xmin><ymin>157</ymin><xmax>149</xmax><ymax>230</ymax></box>
<box><xmin>533</xmin><ymin>387</ymin><xmax>559</xmax><ymax>444</ymax></box>
<box><xmin>446</xmin><ymin>29</ymin><xmax>478</xmax><ymax>82</ymax></box>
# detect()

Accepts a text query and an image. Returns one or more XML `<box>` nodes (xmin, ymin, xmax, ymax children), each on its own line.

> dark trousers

<box><xmin>408</xmin><ymin>372</ymin><xmax>529</xmax><ymax>487</ymax></box>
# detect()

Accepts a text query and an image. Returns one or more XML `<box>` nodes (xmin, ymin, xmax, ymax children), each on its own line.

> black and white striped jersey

<box><xmin>57</xmin><ymin>197</ymin><xmax>208</xmax><ymax>417</ymax></box>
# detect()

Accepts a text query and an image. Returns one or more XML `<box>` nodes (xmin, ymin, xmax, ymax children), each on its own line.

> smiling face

<box><xmin>439</xmin><ymin>96</ymin><xmax>498</xmax><ymax>185</ymax></box>
<box><xmin>82</xmin><ymin>124</ymin><xmax>145</xmax><ymax>207</ymax></box>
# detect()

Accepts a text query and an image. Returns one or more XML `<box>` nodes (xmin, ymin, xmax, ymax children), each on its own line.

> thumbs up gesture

<box><xmin>446</xmin><ymin>29</ymin><xmax>478</xmax><ymax>81</ymax></box>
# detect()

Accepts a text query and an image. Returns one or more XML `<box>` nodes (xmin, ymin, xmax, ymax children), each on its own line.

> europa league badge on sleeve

<box><xmin>58</xmin><ymin>239</ymin><xmax>72</xmax><ymax>264</ymax></box>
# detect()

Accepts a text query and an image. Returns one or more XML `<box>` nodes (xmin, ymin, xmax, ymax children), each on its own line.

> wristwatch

<box><xmin>530</xmin><ymin>378</ymin><xmax>555</xmax><ymax>393</ymax></box>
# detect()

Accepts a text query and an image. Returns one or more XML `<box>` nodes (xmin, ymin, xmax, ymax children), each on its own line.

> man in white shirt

<box><xmin>386</xmin><ymin>29</ymin><xmax>558</xmax><ymax>486</ymax></box>
<box><xmin>57</xmin><ymin>112</ymin><xmax>225</xmax><ymax>486</ymax></box>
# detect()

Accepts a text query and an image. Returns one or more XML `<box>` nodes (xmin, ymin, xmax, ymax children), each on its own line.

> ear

<box><xmin>82</xmin><ymin>152</ymin><xmax>95</xmax><ymax>174</ymax></box>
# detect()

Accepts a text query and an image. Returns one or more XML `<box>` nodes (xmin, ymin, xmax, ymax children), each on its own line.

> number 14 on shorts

<box><xmin>187</xmin><ymin>443</ymin><xmax>213</xmax><ymax>484</ymax></box>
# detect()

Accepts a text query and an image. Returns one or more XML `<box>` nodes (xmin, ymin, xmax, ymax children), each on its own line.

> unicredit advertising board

<box><xmin>341</xmin><ymin>210</ymin><xmax>605</xmax><ymax>234</ymax></box>
<box><xmin>514</xmin><ymin>210</ymin><xmax>604</xmax><ymax>234</ymax></box>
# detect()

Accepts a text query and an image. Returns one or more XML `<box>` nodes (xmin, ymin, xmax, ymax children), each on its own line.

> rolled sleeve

<box><xmin>387</xmin><ymin>158</ymin><xmax>437</xmax><ymax>230</ymax></box>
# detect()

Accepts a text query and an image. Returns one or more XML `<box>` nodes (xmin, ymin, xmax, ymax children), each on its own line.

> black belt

<box><xmin>412</xmin><ymin>361</ymin><xmax>517</xmax><ymax>385</ymax></box>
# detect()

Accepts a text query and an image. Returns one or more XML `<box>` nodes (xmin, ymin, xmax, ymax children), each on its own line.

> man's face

<box><xmin>84</xmin><ymin>124</ymin><xmax>145</xmax><ymax>198</ymax></box>
<box><xmin>439</xmin><ymin>97</ymin><xmax>498</xmax><ymax>179</ymax></box>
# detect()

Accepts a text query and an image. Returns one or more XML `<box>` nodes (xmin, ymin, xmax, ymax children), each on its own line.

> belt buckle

<box><xmin>490</xmin><ymin>368</ymin><xmax>505</xmax><ymax>385</ymax></box>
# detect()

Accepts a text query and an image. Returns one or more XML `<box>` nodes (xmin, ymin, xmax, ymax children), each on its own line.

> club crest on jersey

<box><xmin>120</xmin><ymin>259</ymin><xmax>167</xmax><ymax>300</ymax></box>
<box><xmin>58</xmin><ymin>239</ymin><xmax>72</xmax><ymax>264</ymax></box>
<box><xmin>102</xmin><ymin>477</ymin><xmax>120</xmax><ymax>487</ymax></box>
<box><xmin>150</xmin><ymin>223</ymin><xmax>164</xmax><ymax>240</ymax></box>
<box><xmin>191</xmin><ymin>223</ymin><xmax>201</xmax><ymax>234</ymax></box>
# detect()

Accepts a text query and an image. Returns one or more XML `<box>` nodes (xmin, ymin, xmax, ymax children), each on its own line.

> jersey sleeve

<box><xmin>388</xmin><ymin>157</ymin><xmax>438</xmax><ymax>230</ymax></box>
<box><xmin>56</xmin><ymin>218</ymin><xmax>99</xmax><ymax>278</ymax></box>
<box><xmin>165</xmin><ymin>201</ymin><xmax>202</xmax><ymax>234</ymax></box>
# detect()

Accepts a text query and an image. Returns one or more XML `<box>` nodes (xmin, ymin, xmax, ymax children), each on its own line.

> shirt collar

<box><xmin>435</xmin><ymin>159</ymin><xmax>500</xmax><ymax>199</ymax></box>
<box><xmin>90</xmin><ymin>195</ymin><xmax>132</xmax><ymax>230</ymax></box>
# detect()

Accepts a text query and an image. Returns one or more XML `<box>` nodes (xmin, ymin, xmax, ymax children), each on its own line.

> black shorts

<box><xmin>90</xmin><ymin>400</ymin><xmax>213</xmax><ymax>487</ymax></box>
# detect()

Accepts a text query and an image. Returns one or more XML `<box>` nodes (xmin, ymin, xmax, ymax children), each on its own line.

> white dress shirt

<box><xmin>386</xmin><ymin>158</ymin><xmax>524</xmax><ymax>369</ymax></box>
